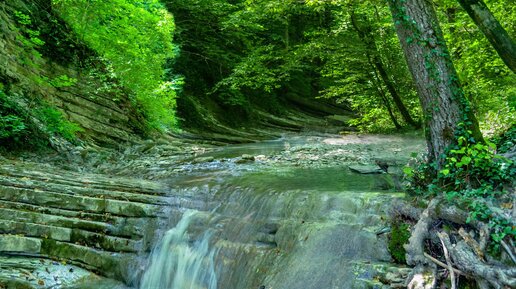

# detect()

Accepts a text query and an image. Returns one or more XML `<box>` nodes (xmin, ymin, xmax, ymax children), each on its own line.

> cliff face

<box><xmin>0</xmin><ymin>0</ymin><xmax>142</xmax><ymax>148</ymax></box>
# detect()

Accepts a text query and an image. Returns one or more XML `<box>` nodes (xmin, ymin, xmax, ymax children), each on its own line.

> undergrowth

<box><xmin>403</xmin><ymin>123</ymin><xmax>516</xmax><ymax>252</ymax></box>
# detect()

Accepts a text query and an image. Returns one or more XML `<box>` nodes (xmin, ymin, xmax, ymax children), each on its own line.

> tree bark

<box><xmin>350</xmin><ymin>11</ymin><xmax>421</xmax><ymax>129</ymax></box>
<box><xmin>387</xmin><ymin>0</ymin><xmax>483</xmax><ymax>168</ymax></box>
<box><xmin>457</xmin><ymin>0</ymin><xmax>516</xmax><ymax>73</ymax></box>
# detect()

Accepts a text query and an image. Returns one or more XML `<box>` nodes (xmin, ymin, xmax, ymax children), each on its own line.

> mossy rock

<box><xmin>388</xmin><ymin>222</ymin><xmax>410</xmax><ymax>264</ymax></box>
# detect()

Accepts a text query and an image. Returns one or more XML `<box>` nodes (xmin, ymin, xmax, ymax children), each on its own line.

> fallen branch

<box><xmin>501</xmin><ymin>240</ymin><xmax>516</xmax><ymax>264</ymax></box>
<box><xmin>458</xmin><ymin>227</ymin><xmax>485</xmax><ymax>261</ymax></box>
<box><xmin>423</xmin><ymin>252</ymin><xmax>468</xmax><ymax>277</ymax></box>
<box><xmin>437</xmin><ymin>232</ymin><xmax>456</xmax><ymax>289</ymax></box>
<box><xmin>440</xmin><ymin>232</ymin><xmax>516</xmax><ymax>288</ymax></box>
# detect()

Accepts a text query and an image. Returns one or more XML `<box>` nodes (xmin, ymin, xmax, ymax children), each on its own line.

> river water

<box><xmin>133</xmin><ymin>134</ymin><xmax>423</xmax><ymax>289</ymax></box>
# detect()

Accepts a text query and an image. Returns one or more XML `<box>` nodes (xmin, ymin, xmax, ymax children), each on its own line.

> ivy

<box><xmin>405</xmin><ymin>123</ymin><xmax>515</xmax><ymax>250</ymax></box>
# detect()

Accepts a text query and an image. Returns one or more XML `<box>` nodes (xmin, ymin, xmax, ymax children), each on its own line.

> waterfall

<box><xmin>140</xmin><ymin>210</ymin><xmax>218</xmax><ymax>289</ymax></box>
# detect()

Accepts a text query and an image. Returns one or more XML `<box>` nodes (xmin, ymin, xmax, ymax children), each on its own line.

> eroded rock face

<box><xmin>0</xmin><ymin>162</ymin><xmax>205</xmax><ymax>288</ymax></box>
<box><xmin>0</xmin><ymin>0</ymin><xmax>142</xmax><ymax>147</ymax></box>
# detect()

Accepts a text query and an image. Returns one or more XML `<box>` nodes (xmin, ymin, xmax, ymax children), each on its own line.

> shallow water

<box><xmin>71</xmin><ymin>134</ymin><xmax>423</xmax><ymax>289</ymax></box>
<box><xmin>130</xmin><ymin>135</ymin><xmax>422</xmax><ymax>289</ymax></box>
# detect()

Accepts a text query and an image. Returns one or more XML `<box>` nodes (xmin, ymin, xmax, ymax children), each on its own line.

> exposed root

<box><xmin>437</xmin><ymin>232</ymin><xmax>456</xmax><ymax>289</ymax></box>
<box><xmin>404</xmin><ymin>198</ymin><xmax>440</xmax><ymax>266</ymax></box>
<box><xmin>501</xmin><ymin>240</ymin><xmax>516</xmax><ymax>264</ymax></box>
<box><xmin>393</xmin><ymin>199</ymin><xmax>516</xmax><ymax>288</ymax></box>
<box><xmin>423</xmin><ymin>252</ymin><xmax>468</xmax><ymax>277</ymax></box>
<box><xmin>440</xmin><ymin>232</ymin><xmax>516</xmax><ymax>288</ymax></box>
<box><xmin>404</xmin><ymin>198</ymin><xmax>440</xmax><ymax>288</ymax></box>
<box><xmin>458</xmin><ymin>227</ymin><xmax>485</xmax><ymax>261</ymax></box>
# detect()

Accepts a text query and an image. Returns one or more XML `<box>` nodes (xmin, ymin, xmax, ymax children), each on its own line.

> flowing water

<box><xmin>135</xmin><ymin>134</ymin><xmax>423</xmax><ymax>289</ymax></box>
<box><xmin>140</xmin><ymin>210</ymin><xmax>218</xmax><ymax>289</ymax></box>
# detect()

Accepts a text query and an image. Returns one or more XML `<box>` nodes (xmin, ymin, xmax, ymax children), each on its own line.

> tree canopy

<box><xmin>52</xmin><ymin>0</ymin><xmax>180</xmax><ymax>131</ymax></box>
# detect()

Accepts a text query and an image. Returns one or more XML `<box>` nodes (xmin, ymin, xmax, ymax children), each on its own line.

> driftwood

<box><xmin>423</xmin><ymin>252</ymin><xmax>468</xmax><ymax>277</ymax></box>
<box><xmin>440</xmin><ymin>232</ymin><xmax>516</xmax><ymax>288</ymax></box>
<box><xmin>395</xmin><ymin>198</ymin><xmax>516</xmax><ymax>289</ymax></box>
<box><xmin>404</xmin><ymin>199</ymin><xmax>440</xmax><ymax>288</ymax></box>
<box><xmin>437</xmin><ymin>232</ymin><xmax>456</xmax><ymax>289</ymax></box>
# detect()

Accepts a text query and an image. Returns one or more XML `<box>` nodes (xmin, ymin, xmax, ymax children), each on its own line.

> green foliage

<box><xmin>491</xmin><ymin>125</ymin><xmax>516</xmax><ymax>154</ymax></box>
<box><xmin>52</xmin><ymin>0</ymin><xmax>179</xmax><ymax>131</ymax></box>
<box><xmin>404</xmin><ymin>124</ymin><xmax>515</xmax><ymax>250</ymax></box>
<box><xmin>13</xmin><ymin>10</ymin><xmax>45</xmax><ymax>66</ymax></box>
<box><xmin>14</xmin><ymin>11</ymin><xmax>45</xmax><ymax>47</ymax></box>
<box><xmin>388</xmin><ymin>222</ymin><xmax>410</xmax><ymax>264</ymax></box>
<box><xmin>436</xmin><ymin>0</ymin><xmax>516</xmax><ymax>136</ymax></box>
<box><xmin>313</xmin><ymin>1</ymin><xmax>420</xmax><ymax>131</ymax></box>
<box><xmin>48</xmin><ymin>75</ymin><xmax>78</xmax><ymax>88</ymax></box>
<box><xmin>168</xmin><ymin>0</ymin><xmax>421</xmax><ymax>130</ymax></box>
<box><xmin>36</xmin><ymin>106</ymin><xmax>83</xmax><ymax>142</ymax></box>
<box><xmin>0</xmin><ymin>91</ymin><xmax>28</xmax><ymax>142</ymax></box>
<box><xmin>0</xmin><ymin>88</ymin><xmax>82</xmax><ymax>145</ymax></box>
<box><xmin>438</xmin><ymin>134</ymin><xmax>513</xmax><ymax>190</ymax></box>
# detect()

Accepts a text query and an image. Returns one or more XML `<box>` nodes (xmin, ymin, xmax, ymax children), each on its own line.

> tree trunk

<box><xmin>350</xmin><ymin>11</ymin><xmax>421</xmax><ymax>129</ymax></box>
<box><xmin>387</xmin><ymin>0</ymin><xmax>483</xmax><ymax>168</ymax></box>
<box><xmin>374</xmin><ymin>58</ymin><xmax>421</xmax><ymax>129</ymax></box>
<box><xmin>457</xmin><ymin>0</ymin><xmax>516</xmax><ymax>73</ymax></box>
<box><xmin>370</xmin><ymin>61</ymin><xmax>403</xmax><ymax>130</ymax></box>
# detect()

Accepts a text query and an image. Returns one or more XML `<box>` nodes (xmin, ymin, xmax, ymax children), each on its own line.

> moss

<box><xmin>388</xmin><ymin>222</ymin><xmax>410</xmax><ymax>264</ymax></box>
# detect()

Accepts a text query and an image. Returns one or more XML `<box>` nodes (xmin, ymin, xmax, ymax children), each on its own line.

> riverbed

<box><xmin>0</xmin><ymin>132</ymin><xmax>424</xmax><ymax>289</ymax></box>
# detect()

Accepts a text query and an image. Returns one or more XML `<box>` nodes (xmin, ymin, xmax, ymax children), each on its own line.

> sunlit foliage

<box><xmin>52</xmin><ymin>0</ymin><xmax>180</xmax><ymax>131</ymax></box>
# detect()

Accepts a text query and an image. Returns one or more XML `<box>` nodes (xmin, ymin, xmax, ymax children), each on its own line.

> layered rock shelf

<box><xmin>0</xmin><ymin>161</ymin><xmax>175</xmax><ymax>286</ymax></box>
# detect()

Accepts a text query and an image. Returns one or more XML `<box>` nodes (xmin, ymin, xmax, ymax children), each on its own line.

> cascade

<box><xmin>140</xmin><ymin>210</ymin><xmax>218</xmax><ymax>289</ymax></box>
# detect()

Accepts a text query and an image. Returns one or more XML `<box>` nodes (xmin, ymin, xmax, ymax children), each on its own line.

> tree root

<box><xmin>440</xmin><ymin>232</ymin><xmax>516</xmax><ymax>288</ymax></box>
<box><xmin>437</xmin><ymin>232</ymin><xmax>456</xmax><ymax>289</ymax></box>
<box><xmin>394</xmin><ymin>198</ymin><xmax>516</xmax><ymax>289</ymax></box>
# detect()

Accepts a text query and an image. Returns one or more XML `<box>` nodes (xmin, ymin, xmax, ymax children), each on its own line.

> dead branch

<box><xmin>423</xmin><ymin>252</ymin><xmax>468</xmax><ymax>277</ymax></box>
<box><xmin>458</xmin><ymin>227</ymin><xmax>485</xmax><ymax>261</ymax></box>
<box><xmin>501</xmin><ymin>240</ymin><xmax>516</xmax><ymax>265</ymax></box>
<box><xmin>437</xmin><ymin>232</ymin><xmax>456</xmax><ymax>289</ymax></box>
<box><xmin>405</xmin><ymin>198</ymin><xmax>440</xmax><ymax>265</ymax></box>
<box><xmin>440</xmin><ymin>232</ymin><xmax>516</xmax><ymax>288</ymax></box>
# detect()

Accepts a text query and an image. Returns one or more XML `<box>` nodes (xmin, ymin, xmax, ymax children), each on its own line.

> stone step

<box><xmin>0</xmin><ymin>185</ymin><xmax>164</xmax><ymax>217</ymax></box>
<box><xmin>0</xmin><ymin>200</ymin><xmax>130</xmax><ymax>232</ymax></box>
<box><xmin>0</xmin><ymin>235</ymin><xmax>135</xmax><ymax>283</ymax></box>
<box><xmin>0</xmin><ymin>220</ymin><xmax>140</xmax><ymax>253</ymax></box>
<box><xmin>0</xmin><ymin>176</ymin><xmax>170</xmax><ymax>205</ymax></box>
<box><xmin>0</xmin><ymin>219</ymin><xmax>71</xmax><ymax>242</ymax></box>
<box><xmin>39</xmin><ymin>239</ymin><xmax>135</xmax><ymax>282</ymax></box>
<box><xmin>0</xmin><ymin>235</ymin><xmax>41</xmax><ymax>254</ymax></box>
<box><xmin>0</xmin><ymin>165</ymin><xmax>166</xmax><ymax>195</ymax></box>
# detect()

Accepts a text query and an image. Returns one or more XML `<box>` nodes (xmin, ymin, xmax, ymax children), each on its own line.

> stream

<box><xmin>74</xmin><ymin>133</ymin><xmax>424</xmax><ymax>289</ymax></box>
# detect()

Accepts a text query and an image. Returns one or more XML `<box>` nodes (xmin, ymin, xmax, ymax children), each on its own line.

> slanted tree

<box><xmin>349</xmin><ymin>10</ymin><xmax>420</xmax><ymax>129</ymax></box>
<box><xmin>387</xmin><ymin>0</ymin><xmax>483</xmax><ymax>169</ymax></box>
<box><xmin>456</xmin><ymin>0</ymin><xmax>516</xmax><ymax>72</ymax></box>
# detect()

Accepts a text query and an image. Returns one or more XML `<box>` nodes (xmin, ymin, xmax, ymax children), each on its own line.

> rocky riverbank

<box><xmin>0</xmin><ymin>132</ymin><xmax>425</xmax><ymax>289</ymax></box>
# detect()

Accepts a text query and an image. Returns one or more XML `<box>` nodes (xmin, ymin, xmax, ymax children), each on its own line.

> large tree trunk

<box><xmin>388</xmin><ymin>0</ymin><xmax>483</xmax><ymax>168</ymax></box>
<box><xmin>350</xmin><ymin>11</ymin><xmax>421</xmax><ymax>129</ymax></box>
<box><xmin>457</xmin><ymin>0</ymin><xmax>516</xmax><ymax>73</ymax></box>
